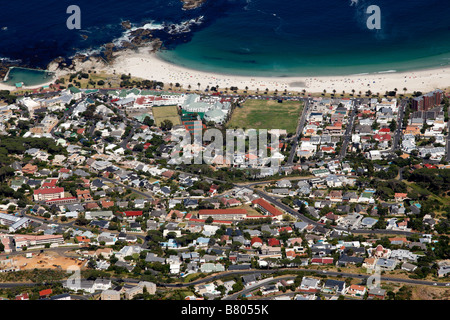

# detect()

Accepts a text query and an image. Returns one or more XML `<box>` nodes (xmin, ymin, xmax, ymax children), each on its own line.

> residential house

<box><xmin>375</xmin><ymin>258</ymin><xmax>397</xmax><ymax>271</ymax></box>
<box><xmin>346</xmin><ymin>284</ymin><xmax>366</xmax><ymax>297</ymax></box>
<box><xmin>368</xmin><ymin>288</ymin><xmax>386</xmax><ymax>300</ymax></box>
<box><xmin>322</xmin><ymin>279</ymin><xmax>346</xmax><ymax>295</ymax></box>
<box><xmin>299</xmin><ymin>277</ymin><xmax>321</xmax><ymax>293</ymax></box>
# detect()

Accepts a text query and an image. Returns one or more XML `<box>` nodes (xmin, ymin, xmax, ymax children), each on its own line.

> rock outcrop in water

<box><xmin>181</xmin><ymin>0</ymin><xmax>207</xmax><ymax>10</ymax></box>
<box><xmin>121</xmin><ymin>20</ymin><xmax>132</xmax><ymax>30</ymax></box>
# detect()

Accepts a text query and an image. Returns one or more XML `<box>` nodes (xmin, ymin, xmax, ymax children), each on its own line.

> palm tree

<box><xmin>197</xmin><ymin>82</ymin><xmax>201</xmax><ymax>90</ymax></box>
<box><xmin>323</xmin><ymin>89</ymin><xmax>327</xmax><ymax>96</ymax></box>
<box><xmin>351</xmin><ymin>89</ymin><xmax>355</xmax><ymax>96</ymax></box>
<box><xmin>403</xmin><ymin>87</ymin><xmax>407</xmax><ymax>95</ymax></box>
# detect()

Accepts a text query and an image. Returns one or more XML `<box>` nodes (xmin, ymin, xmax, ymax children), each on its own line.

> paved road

<box><xmin>338</xmin><ymin>100</ymin><xmax>358</xmax><ymax>161</ymax></box>
<box><xmin>0</xmin><ymin>246</ymin><xmax>77</xmax><ymax>259</ymax></box>
<box><xmin>287</xmin><ymin>98</ymin><xmax>310</xmax><ymax>165</ymax></box>
<box><xmin>119</xmin><ymin>121</ymin><xmax>140</xmax><ymax>150</ymax></box>
<box><xmin>49</xmin><ymin>98</ymin><xmax>83</xmax><ymax>139</ymax></box>
<box><xmin>253</xmin><ymin>189</ymin><xmax>316</xmax><ymax>225</ymax></box>
<box><xmin>155</xmin><ymin>267</ymin><xmax>449</xmax><ymax>292</ymax></box>
<box><xmin>2</xmin><ymin>266</ymin><xmax>435</xmax><ymax>299</ymax></box>
<box><xmin>391</xmin><ymin>99</ymin><xmax>407</xmax><ymax>153</ymax></box>
<box><xmin>224</xmin><ymin>275</ymin><xmax>295</xmax><ymax>300</ymax></box>
<box><xmin>446</xmin><ymin>115</ymin><xmax>450</xmax><ymax>162</ymax></box>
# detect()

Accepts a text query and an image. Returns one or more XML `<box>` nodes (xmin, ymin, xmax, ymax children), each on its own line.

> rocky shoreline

<box><xmin>47</xmin><ymin>26</ymin><xmax>164</xmax><ymax>78</ymax></box>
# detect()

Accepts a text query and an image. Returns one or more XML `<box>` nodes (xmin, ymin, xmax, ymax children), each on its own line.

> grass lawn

<box><xmin>182</xmin><ymin>273</ymin><xmax>202</xmax><ymax>283</ymax></box>
<box><xmin>405</xmin><ymin>181</ymin><xmax>450</xmax><ymax>218</ymax></box>
<box><xmin>152</xmin><ymin>105</ymin><xmax>181</xmax><ymax>127</ymax></box>
<box><xmin>57</xmin><ymin>71</ymin><xmax>127</xmax><ymax>89</ymax></box>
<box><xmin>227</xmin><ymin>99</ymin><xmax>303</xmax><ymax>134</ymax></box>
<box><xmin>241</xmin><ymin>204</ymin><xmax>264</xmax><ymax>217</ymax></box>
<box><xmin>127</xmin><ymin>191</ymin><xmax>147</xmax><ymax>200</ymax></box>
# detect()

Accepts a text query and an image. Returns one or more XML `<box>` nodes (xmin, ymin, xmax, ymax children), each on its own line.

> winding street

<box><xmin>1</xmin><ymin>267</ymin><xmax>447</xmax><ymax>297</ymax></box>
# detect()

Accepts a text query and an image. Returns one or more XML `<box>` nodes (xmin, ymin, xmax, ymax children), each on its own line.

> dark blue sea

<box><xmin>1</xmin><ymin>0</ymin><xmax>450</xmax><ymax>76</ymax></box>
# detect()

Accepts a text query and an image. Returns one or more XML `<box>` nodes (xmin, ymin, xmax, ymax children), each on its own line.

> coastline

<box><xmin>0</xmin><ymin>66</ymin><xmax>58</xmax><ymax>92</ymax></box>
<box><xmin>0</xmin><ymin>78</ymin><xmax>56</xmax><ymax>91</ymax></box>
<box><xmin>3</xmin><ymin>45</ymin><xmax>450</xmax><ymax>96</ymax></box>
<box><xmin>104</xmin><ymin>47</ymin><xmax>450</xmax><ymax>94</ymax></box>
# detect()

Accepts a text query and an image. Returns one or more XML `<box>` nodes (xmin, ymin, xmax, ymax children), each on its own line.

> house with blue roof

<box><xmin>195</xmin><ymin>237</ymin><xmax>210</xmax><ymax>247</ymax></box>
<box><xmin>160</xmin><ymin>238</ymin><xmax>178</xmax><ymax>249</ymax></box>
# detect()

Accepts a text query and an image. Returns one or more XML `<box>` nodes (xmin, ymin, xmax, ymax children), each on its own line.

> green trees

<box><xmin>205</xmin><ymin>216</ymin><xmax>214</xmax><ymax>224</ymax></box>
<box><xmin>230</xmin><ymin>279</ymin><xmax>244</xmax><ymax>294</ymax></box>
<box><xmin>389</xmin><ymin>119</ymin><xmax>397</xmax><ymax>132</ymax></box>
<box><xmin>160</xmin><ymin>119</ymin><xmax>173</xmax><ymax>131</ymax></box>
<box><xmin>143</xmin><ymin>116</ymin><xmax>154</xmax><ymax>127</ymax></box>
<box><xmin>392</xmin><ymin>286</ymin><xmax>412</xmax><ymax>300</ymax></box>
<box><xmin>0</xmin><ymin>90</ymin><xmax>17</xmax><ymax>104</ymax></box>
<box><xmin>372</xmin><ymin>179</ymin><xmax>407</xmax><ymax>201</ymax></box>
<box><xmin>407</xmin><ymin>169</ymin><xmax>450</xmax><ymax>196</ymax></box>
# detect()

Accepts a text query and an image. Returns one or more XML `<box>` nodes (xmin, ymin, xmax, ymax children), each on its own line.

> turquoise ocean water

<box><xmin>0</xmin><ymin>0</ymin><xmax>449</xmax><ymax>79</ymax></box>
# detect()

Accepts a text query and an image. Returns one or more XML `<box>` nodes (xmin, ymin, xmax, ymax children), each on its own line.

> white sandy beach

<box><xmin>0</xmin><ymin>79</ymin><xmax>56</xmax><ymax>91</ymax></box>
<box><xmin>106</xmin><ymin>47</ymin><xmax>450</xmax><ymax>95</ymax></box>
<box><xmin>3</xmin><ymin>46</ymin><xmax>449</xmax><ymax>95</ymax></box>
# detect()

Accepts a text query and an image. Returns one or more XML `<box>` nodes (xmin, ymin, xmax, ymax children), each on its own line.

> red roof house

<box><xmin>278</xmin><ymin>226</ymin><xmax>293</xmax><ymax>233</ymax></box>
<box><xmin>251</xmin><ymin>198</ymin><xmax>283</xmax><ymax>218</ymax></box>
<box><xmin>268</xmin><ymin>238</ymin><xmax>280</xmax><ymax>247</ymax></box>
<box><xmin>15</xmin><ymin>293</ymin><xmax>29</xmax><ymax>300</ymax></box>
<box><xmin>251</xmin><ymin>237</ymin><xmax>263</xmax><ymax>247</ymax></box>
<box><xmin>121</xmin><ymin>211</ymin><xmax>143</xmax><ymax>218</ymax></box>
<box><xmin>39</xmin><ymin>289</ymin><xmax>52</xmax><ymax>298</ymax></box>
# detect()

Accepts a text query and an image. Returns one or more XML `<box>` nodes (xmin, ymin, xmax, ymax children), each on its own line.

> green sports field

<box><xmin>227</xmin><ymin>99</ymin><xmax>303</xmax><ymax>134</ymax></box>
<box><xmin>152</xmin><ymin>105</ymin><xmax>181</xmax><ymax>127</ymax></box>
